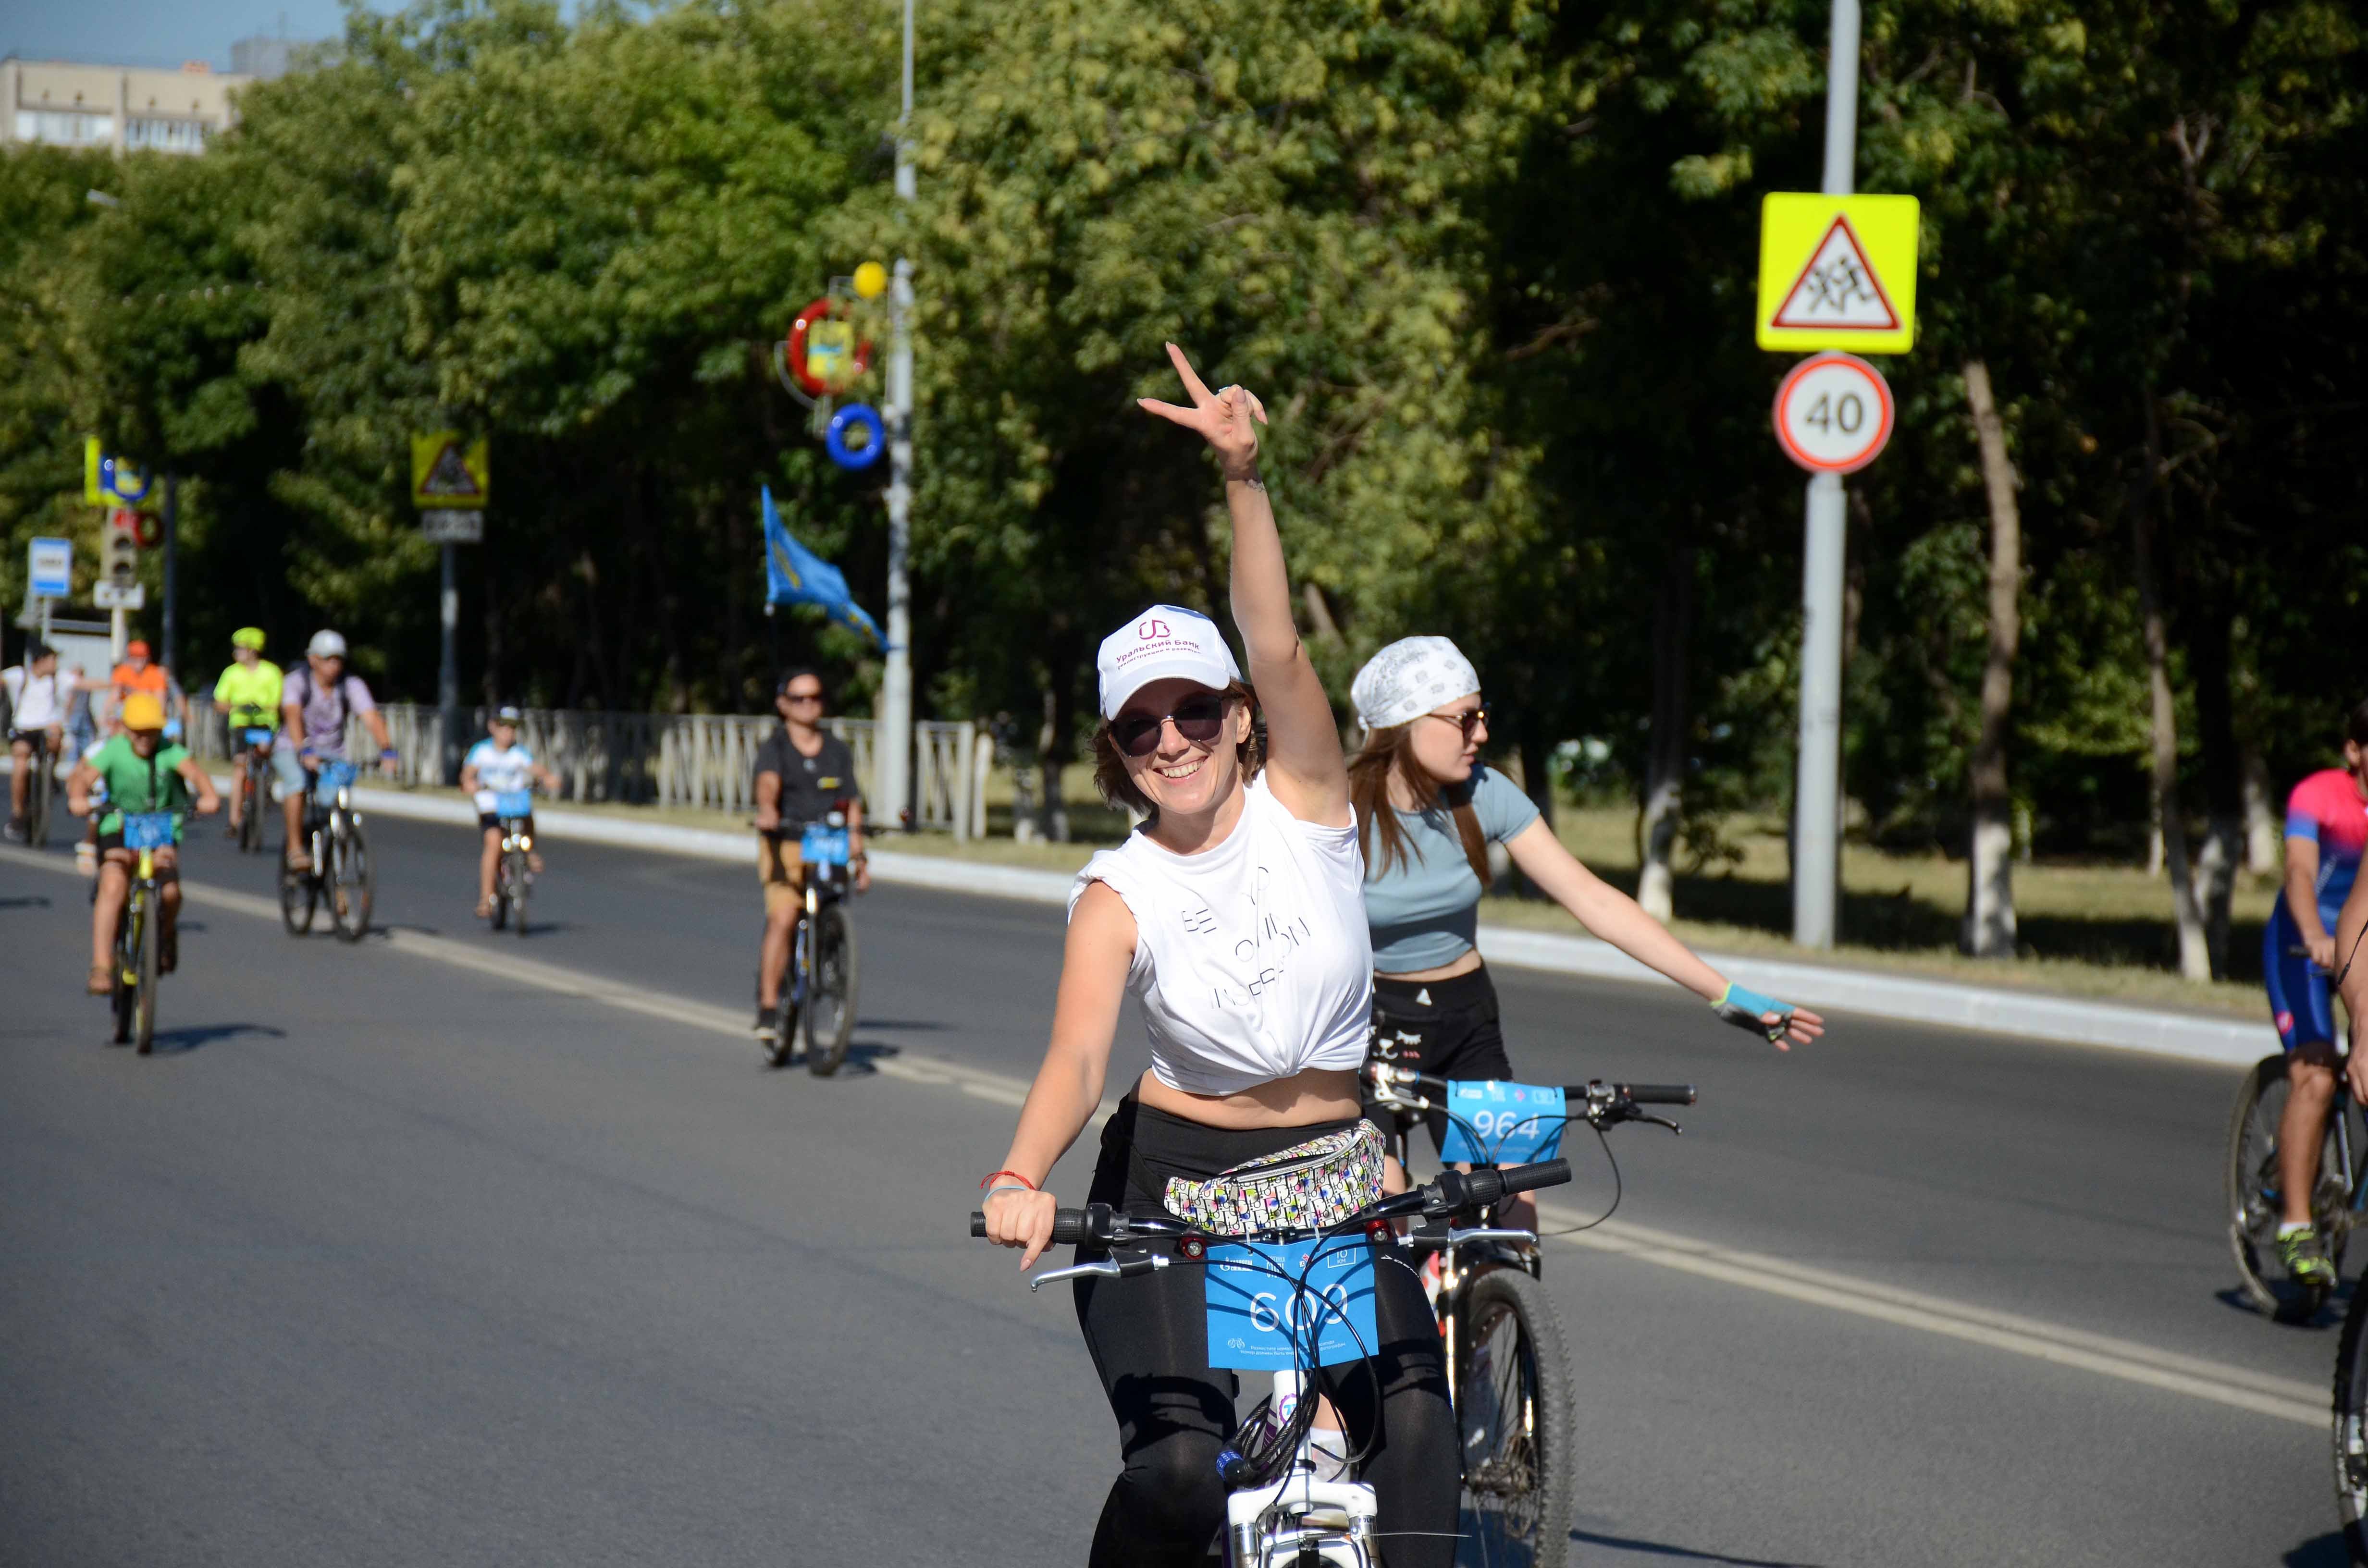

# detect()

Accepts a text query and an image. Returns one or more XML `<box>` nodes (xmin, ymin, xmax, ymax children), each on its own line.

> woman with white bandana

<box><xmin>1347</xmin><ymin>636</ymin><xmax>1824</xmax><ymax>1210</ymax></box>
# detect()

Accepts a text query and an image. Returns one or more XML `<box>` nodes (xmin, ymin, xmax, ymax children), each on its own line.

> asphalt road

<box><xmin>0</xmin><ymin>812</ymin><xmax>2345</xmax><ymax>1566</ymax></box>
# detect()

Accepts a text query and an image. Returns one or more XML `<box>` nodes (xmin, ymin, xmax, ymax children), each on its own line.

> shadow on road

<box><xmin>756</xmin><ymin>1041</ymin><xmax>901</xmax><ymax>1078</ymax></box>
<box><xmin>148</xmin><ymin>1022</ymin><xmax>287</xmax><ymax>1055</ymax></box>
<box><xmin>2216</xmin><ymin>1282</ymin><xmax>2348</xmax><ymax>1331</ymax></box>
<box><xmin>1565</xmin><ymin>1527</ymin><xmax>1823</xmax><ymax>1568</ymax></box>
<box><xmin>2284</xmin><ymin>1531</ymin><xmax>2350</xmax><ymax>1566</ymax></box>
<box><xmin>0</xmin><ymin>894</ymin><xmax>54</xmax><ymax>909</ymax></box>
<box><xmin>856</xmin><ymin>1018</ymin><xmax>949</xmax><ymax>1032</ymax></box>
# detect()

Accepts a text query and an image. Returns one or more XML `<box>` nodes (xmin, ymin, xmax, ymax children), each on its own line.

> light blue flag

<box><xmin>762</xmin><ymin>486</ymin><xmax>883</xmax><ymax>648</ymax></box>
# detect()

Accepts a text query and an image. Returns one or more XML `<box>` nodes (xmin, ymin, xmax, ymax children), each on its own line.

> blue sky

<box><xmin>1</xmin><ymin>0</ymin><xmax>375</xmax><ymax>71</ymax></box>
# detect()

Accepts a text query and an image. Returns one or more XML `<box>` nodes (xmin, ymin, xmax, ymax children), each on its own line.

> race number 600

<box><xmin>1772</xmin><ymin>352</ymin><xmax>1894</xmax><ymax>474</ymax></box>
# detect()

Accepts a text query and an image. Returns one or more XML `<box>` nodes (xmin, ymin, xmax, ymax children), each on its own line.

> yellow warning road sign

<box><xmin>410</xmin><ymin>432</ymin><xmax>490</xmax><ymax>510</ymax></box>
<box><xmin>1756</xmin><ymin>194</ymin><xmax>1920</xmax><ymax>355</ymax></box>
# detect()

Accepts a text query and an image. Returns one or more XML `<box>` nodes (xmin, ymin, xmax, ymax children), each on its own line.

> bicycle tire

<box><xmin>133</xmin><ymin>887</ymin><xmax>159</xmax><ymax>1055</ymax></box>
<box><xmin>280</xmin><ymin>854</ymin><xmax>318</xmax><ymax>935</ymax></box>
<box><xmin>110</xmin><ymin>905</ymin><xmax>135</xmax><ymax>1045</ymax></box>
<box><xmin>239</xmin><ymin>760</ymin><xmax>266</xmax><ymax>854</ymax></box>
<box><xmin>2226</xmin><ymin>1053</ymin><xmax>2349</xmax><ymax>1321</ymax></box>
<box><xmin>1456</xmin><ymin>1267</ymin><xmax>1578</xmax><ymax>1568</ymax></box>
<box><xmin>27</xmin><ymin>743</ymin><xmax>50</xmax><ymax>848</ymax></box>
<box><xmin>803</xmin><ymin>902</ymin><xmax>858</xmax><ymax>1076</ymax></box>
<box><xmin>2338</xmin><ymin>1286</ymin><xmax>2368</xmax><ymax>1562</ymax></box>
<box><xmin>330</xmin><ymin>817</ymin><xmax>373</xmax><ymax>943</ymax></box>
<box><xmin>490</xmin><ymin>855</ymin><xmax>512</xmax><ymax>930</ymax></box>
<box><xmin>508</xmin><ymin>848</ymin><xmax>530</xmax><ymax>939</ymax></box>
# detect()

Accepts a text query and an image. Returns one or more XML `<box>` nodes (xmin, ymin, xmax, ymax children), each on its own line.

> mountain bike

<box><xmin>281</xmin><ymin>759</ymin><xmax>373</xmax><ymax>942</ymax></box>
<box><xmin>759</xmin><ymin>808</ymin><xmax>860</xmax><ymax>1074</ymax></box>
<box><xmin>487</xmin><ymin>789</ymin><xmax>535</xmax><ymax>937</ymax></box>
<box><xmin>1366</xmin><ymin>1063</ymin><xmax>1693</xmax><ymax>1568</ymax></box>
<box><xmin>972</xmin><ymin>1158</ymin><xmax>1576</xmax><ymax>1566</ymax></box>
<box><xmin>2226</xmin><ymin>1043</ymin><xmax>2364</xmax><ymax>1321</ymax></box>
<box><xmin>234</xmin><ymin>727</ymin><xmax>274</xmax><ymax>854</ymax></box>
<box><xmin>18</xmin><ymin>729</ymin><xmax>56</xmax><ymax>847</ymax></box>
<box><xmin>109</xmin><ymin>810</ymin><xmax>179</xmax><ymax>1054</ymax></box>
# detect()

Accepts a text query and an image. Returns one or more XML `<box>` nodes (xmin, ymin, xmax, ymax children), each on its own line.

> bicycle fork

<box><xmin>1224</xmin><ymin>1369</ymin><xmax>1379</xmax><ymax>1568</ymax></box>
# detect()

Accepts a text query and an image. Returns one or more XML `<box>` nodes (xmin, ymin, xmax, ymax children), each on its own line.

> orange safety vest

<box><xmin>111</xmin><ymin>662</ymin><xmax>170</xmax><ymax>705</ymax></box>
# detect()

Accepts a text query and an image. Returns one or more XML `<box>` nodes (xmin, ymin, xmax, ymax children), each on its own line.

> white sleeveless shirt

<box><xmin>1069</xmin><ymin>774</ymin><xmax>1374</xmax><ymax>1097</ymax></box>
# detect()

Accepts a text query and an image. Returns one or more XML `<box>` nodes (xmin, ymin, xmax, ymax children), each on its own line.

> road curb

<box><xmin>322</xmin><ymin>784</ymin><xmax>2275</xmax><ymax>1068</ymax></box>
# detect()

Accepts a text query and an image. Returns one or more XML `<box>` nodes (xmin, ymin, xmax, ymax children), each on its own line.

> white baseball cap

<box><xmin>307</xmin><ymin>629</ymin><xmax>347</xmax><ymax>658</ymax></box>
<box><xmin>1096</xmin><ymin>605</ymin><xmax>1242</xmax><ymax>720</ymax></box>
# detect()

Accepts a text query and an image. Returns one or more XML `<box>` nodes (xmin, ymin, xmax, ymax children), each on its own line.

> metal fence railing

<box><xmin>183</xmin><ymin>703</ymin><xmax>993</xmax><ymax>838</ymax></box>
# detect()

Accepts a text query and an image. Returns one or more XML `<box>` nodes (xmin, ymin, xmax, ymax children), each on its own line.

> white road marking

<box><xmin>2</xmin><ymin>845</ymin><xmax>2326</xmax><ymax>1427</ymax></box>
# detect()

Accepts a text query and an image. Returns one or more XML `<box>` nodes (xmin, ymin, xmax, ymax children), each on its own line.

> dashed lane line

<box><xmin>0</xmin><ymin>845</ymin><xmax>2322</xmax><ymax>1426</ymax></box>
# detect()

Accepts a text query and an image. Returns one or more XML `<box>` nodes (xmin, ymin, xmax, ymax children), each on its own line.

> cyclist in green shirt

<box><xmin>66</xmin><ymin>691</ymin><xmax>219</xmax><ymax>995</ymax></box>
<box><xmin>212</xmin><ymin>627</ymin><xmax>284</xmax><ymax>842</ymax></box>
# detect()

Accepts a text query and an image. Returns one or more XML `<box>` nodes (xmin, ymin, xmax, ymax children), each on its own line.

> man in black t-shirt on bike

<box><xmin>752</xmin><ymin>669</ymin><xmax>869</xmax><ymax>1042</ymax></box>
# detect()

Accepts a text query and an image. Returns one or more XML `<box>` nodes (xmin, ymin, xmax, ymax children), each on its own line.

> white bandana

<box><xmin>1350</xmin><ymin>636</ymin><xmax>1480</xmax><ymax>731</ymax></box>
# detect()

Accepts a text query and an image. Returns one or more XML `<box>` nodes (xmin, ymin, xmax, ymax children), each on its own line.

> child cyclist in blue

<box><xmin>461</xmin><ymin>706</ymin><xmax>561</xmax><ymax>920</ymax></box>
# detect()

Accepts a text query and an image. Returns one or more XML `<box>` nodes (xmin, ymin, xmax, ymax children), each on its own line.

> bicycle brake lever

<box><xmin>1633</xmin><ymin>1112</ymin><xmax>1683</xmax><ymax>1135</ymax></box>
<box><xmin>1028</xmin><ymin>1253</ymin><xmax>1170</xmax><ymax>1291</ymax></box>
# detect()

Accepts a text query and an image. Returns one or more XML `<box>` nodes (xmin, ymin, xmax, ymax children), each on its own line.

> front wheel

<box><xmin>2338</xmin><ymin>1286</ymin><xmax>2368</xmax><ymax>1562</ymax></box>
<box><xmin>133</xmin><ymin>889</ymin><xmax>160</xmax><ymax>1055</ymax></box>
<box><xmin>802</xmin><ymin>902</ymin><xmax>858</xmax><ymax>1076</ymax></box>
<box><xmin>1456</xmin><ymin>1267</ymin><xmax>1578</xmax><ymax>1568</ymax></box>
<box><xmin>2227</xmin><ymin>1053</ymin><xmax>2350</xmax><ymax>1321</ymax></box>
<box><xmin>280</xmin><ymin>851</ymin><xmax>318</xmax><ymax>936</ymax></box>
<box><xmin>329</xmin><ymin>817</ymin><xmax>373</xmax><ymax>943</ymax></box>
<box><xmin>26</xmin><ymin>746</ymin><xmax>51</xmax><ymax>847</ymax></box>
<box><xmin>110</xmin><ymin>907</ymin><xmax>136</xmax><ymax>1045</ymax></box>
<box><xmin>503</xmin><ymin>848</ymin><xmax>530</xmax><ymax>939</ymax></box>
<box><xmin>239</xmin><ymin>761</ymin><xmax>267</xmax><ymax>853</ymax></box>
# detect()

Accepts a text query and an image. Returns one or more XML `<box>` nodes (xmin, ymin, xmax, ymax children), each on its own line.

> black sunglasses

<box><xmin>1425</xmin><ymin>703</ymin><xmax>1490</xmax><ymax>741</ymax></box>
<box><xmin>1112</xmin><ymin>694</ymin><xmax>1232</xmax><ymax>758</ymax></box>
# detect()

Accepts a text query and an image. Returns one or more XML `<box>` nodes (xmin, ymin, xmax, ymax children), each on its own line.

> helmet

<box><xmin>120</xmin><ymin>692</ymin><xmax>166</xmax><ymax>731</ymax></box>
<box><xmin>493</xmin><ymin>705</ymin><xmax>524</xmax><ymax>725</ymax></box>
<box><xmin>232</xmin><ymin>626</ymin><xmax>266</xmax><ymax>652</ymax></box>
<box><xmin>307</xmin><ymin>629</ymin><xmax>347</xmax><ymax>659</ymax></box>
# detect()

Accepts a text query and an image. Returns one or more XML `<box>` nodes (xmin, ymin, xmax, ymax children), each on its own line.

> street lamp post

<box><xmin>875</xmin><ymin>0</ymin><xmax>918</xmax><ymax>829</ymax></box>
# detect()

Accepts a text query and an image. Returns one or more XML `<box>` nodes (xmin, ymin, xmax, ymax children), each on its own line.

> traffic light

<box><xmin>103</xmin><ymin>508</ymin><xmax>140</xmax><ymax>589</ymax></box>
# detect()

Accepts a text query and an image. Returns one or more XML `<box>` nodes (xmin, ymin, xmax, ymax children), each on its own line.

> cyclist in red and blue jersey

<box><xmin>2265</xmin><ymin>698</ymin><xmax>2368</xmax><ymax>1288</ymax></box>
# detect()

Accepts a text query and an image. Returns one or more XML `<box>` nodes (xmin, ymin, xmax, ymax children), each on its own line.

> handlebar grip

<box><xmin>970</xmin><ymin>1213</ymin><xmax>986</xmax><ymax>1237</ymax></box>
<box><xmin>1497</xmin><ymin>1157</ymin><xmax>1572</xmax><ymax>1196</ymax></box>
<box><xmin>1621</xmin><ymin>1083</ymin><xmax>1698</xmax><ymax>1105</ymax></box>
<box><xmin>1437</xmin><ymin>1157</ymin><xmax>1571</xmax><ymax>1211</ymax></box>
<box><xmin>971</xmin><ymin>1204</ymin><xmax>1107</xmax><ymax>1244</ymax></box>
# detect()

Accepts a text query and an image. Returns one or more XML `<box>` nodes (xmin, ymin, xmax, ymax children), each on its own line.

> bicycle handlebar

<box><xmin>1620</xmin><ymin>1083</ymin><xmax>1697</xmax><ymax>1105</ymax></box>
<box><xmin>969</xmin><ymin>1159</ymin><xmax>1575</xmax><ymax>1245</ymax></box>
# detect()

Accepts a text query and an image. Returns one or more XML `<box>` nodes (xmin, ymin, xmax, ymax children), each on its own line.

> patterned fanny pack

<box><xmin>1162</xmin><ymin>1121</ymin><xmax>1387</xmax><ymax>1237</ymax></box>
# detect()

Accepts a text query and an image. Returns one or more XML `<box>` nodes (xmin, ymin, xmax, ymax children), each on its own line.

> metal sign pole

<box><xmin>161</xmin><ymin>472</ymin><xmax>179</xmax><ymax>686</ymax></box>
<box><xmin>1791</xmin><ymin>0</ymin><xmax>1860</xmax><ymax>950</ymax></box>
<box><xmin>877</xmin><ymin>0</ymin><xmax>918</xmax><ymax>829</ymax></box>
<box><xmin>439</xmin><ymin>540</ymin><xmax>460</xmax><ymax>784</ymax></box>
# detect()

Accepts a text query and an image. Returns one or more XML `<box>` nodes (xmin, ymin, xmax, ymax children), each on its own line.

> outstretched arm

<box><xmin>1504</xmin><ymin>821</ymin><xmax>1824</xmax><ymax>1049</ymax></box>
<box><xmin>1138</xmin><ymin>343</ymin><xmax>1347</xmax><ymax>828</ymax></box>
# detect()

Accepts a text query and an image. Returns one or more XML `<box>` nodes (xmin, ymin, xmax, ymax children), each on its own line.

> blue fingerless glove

<box><xmin>1711</xmin><ymin>981</ymin><xmax>1793</xmax><ymax>1043</ymax></box>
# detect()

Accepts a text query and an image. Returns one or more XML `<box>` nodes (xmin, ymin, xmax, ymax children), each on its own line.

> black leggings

<box><xmin>1366</xmin><ymin>965</ymin><xmax>1514</xmax><ymax>1157</ymax></box>
<box><xmin>1073</xmin><ymin>1095</ymin><xmax>1458</xmax><ymax>1567</ymax></box>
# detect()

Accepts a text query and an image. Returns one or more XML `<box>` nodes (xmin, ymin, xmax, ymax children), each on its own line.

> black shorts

<box><xmin>1365</xmin><ymin>964</ymin><xmax>1514</xmax><ymax>1157</ymax></box>
<box><xmin>479</xmin><ymin>812</ymin><xmax>535</xmax><ymax>833</ymax></box>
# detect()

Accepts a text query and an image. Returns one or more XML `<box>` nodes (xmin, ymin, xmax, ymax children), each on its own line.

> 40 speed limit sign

<box><xmin>1772</xmin><ymin>352</ymin><xmax>1894</xmax><ymax>473</ymax></box>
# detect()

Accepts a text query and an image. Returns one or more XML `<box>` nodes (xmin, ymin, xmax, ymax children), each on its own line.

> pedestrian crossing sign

<box><xmin>410</xmin><ymin>432</ymin><xmax>490</xmax><ymax>510</ymax></box>
<box><xmin>1756</xmin><ymin>194</ymin><xmax>1920</xmax><ymax>354</ymax></box>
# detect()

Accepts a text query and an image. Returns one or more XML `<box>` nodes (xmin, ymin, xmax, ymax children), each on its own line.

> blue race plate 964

<box><xmin>493</xmin><ymin>790</ymin><xmax>533</xmax><ymax>818</ymax></box>
<box><xmin>1438</xmin><ymin>1081</ymin><xmax>1569</xmax><ymax>1166</ymax></box>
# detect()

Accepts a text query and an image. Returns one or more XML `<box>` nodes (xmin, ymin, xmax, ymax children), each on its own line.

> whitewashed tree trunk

<box><xmin>2244</xmin><ymin>749</ymin><xmax>2282</xmax><ymax>873</ymax></box>
<box><xmin>2132</xmin><ymin>401</ymin><xmax>2210</xmax><ymax>980</ymax></box>
<box><xmin>1637</xmin><ymin>543</ymin><xmax>1693</xmax><ymax>923</ymax></box>
<box><xmin>1961</xmin><ymin>360</ymin><xmax>2021</xmax><ymax>957</ymax></box>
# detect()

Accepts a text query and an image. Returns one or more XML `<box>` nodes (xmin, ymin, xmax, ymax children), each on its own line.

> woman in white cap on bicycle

<box><xmin>979</xmin><ymin>346</ymin><xmax>1457</xmax><ymax>1565</ymax></box>
<box><xmin>1348</xmin><ymin>635</ymin><xmax>1825</xmax><ymax>1220</ymax></box>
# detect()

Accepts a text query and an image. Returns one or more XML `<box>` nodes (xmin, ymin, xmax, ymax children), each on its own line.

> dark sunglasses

<box><xmin>1425</xmin><ymin>703</ymin><xmax>1490</xmax><ymax>741</ymax></box>
<box><xmin>1112</xmin><ymin>694</ymin><xmax>1232</xmax><ymax>758</ymax></box>
<box><xmin>783</xmin><ymin>690</ymin><xmax>824</xmax><ymax>706</ymax></box>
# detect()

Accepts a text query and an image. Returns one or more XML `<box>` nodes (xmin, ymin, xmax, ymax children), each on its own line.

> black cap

<box><xmin>24</xmin><ymin>639</ymin><xmax>50</xmax><ymax>661</ymax></box>
<box><xmin>776</xmin><ymin>667</ymin><xmax>822</xmax><ymax>697</ymax></box>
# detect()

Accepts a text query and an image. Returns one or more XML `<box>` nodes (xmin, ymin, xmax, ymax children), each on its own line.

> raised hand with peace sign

<box><xmin>1137</xmin><ymin>343</ymin><xmax>1347</xmax><ymax>831</ymax></box>
<box><xmin>1137</xmin><ymin>341</ymin><xmax>1269</xmax><ymax>480</ymax></box>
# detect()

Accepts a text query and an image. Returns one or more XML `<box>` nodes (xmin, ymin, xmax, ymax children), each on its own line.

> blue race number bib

<box><xmin>800</xmin><ymin>823</ymin><xmax>851</xmax><ymax>866</ymax></box>
<box><xmin>1205</xmin><ymin>1235</ymin><xmax>1378</xmax><ymax>1371</ymax></box>
<box><xmin>316</xmin><ymin>760</ymin><xmax>357</xmax><ymax>793</ymax></box>
<box><xmin>243</xmin><ymin>728</ymin><xmax>274</xmax><ymax>746</ymax></box>
<box><xmin>121</xmin><ymin>811</ymin><xmax>175</xmax><ymax>850</ymax></box>
<box><xmin>1438</xmin><ymin>1081</ymin><xmax>1569</xmax><ymax>1166</ymax></box>
<box><xmin>493</xmin><ymin>790</ymin><xmax>534</xmax><ymax>818</ymax></box>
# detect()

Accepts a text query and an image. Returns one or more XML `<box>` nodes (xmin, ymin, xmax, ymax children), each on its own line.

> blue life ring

<box><xmin>825</xmin><ymin>404</ymin><xmax>886</xmax><ymax>470</ymax></box>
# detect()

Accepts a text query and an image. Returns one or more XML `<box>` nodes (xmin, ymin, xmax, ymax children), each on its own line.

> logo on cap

<box><xmin>1141</xmin><ymin>619</ymin><xmax>1171</xmax><ymax>640</ymax></box>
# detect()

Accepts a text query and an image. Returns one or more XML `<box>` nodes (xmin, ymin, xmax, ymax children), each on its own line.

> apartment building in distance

<box><xmin>2</xmin><ymin>57</ymin><xmax>255</xmax><ymax>156</ymax></box>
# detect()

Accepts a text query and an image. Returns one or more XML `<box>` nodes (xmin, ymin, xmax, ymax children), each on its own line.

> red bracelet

<box><xmin>979</xmin><ymin>1170</ymin><xmax>1037</xmax><ymax>1191</ymax></box>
